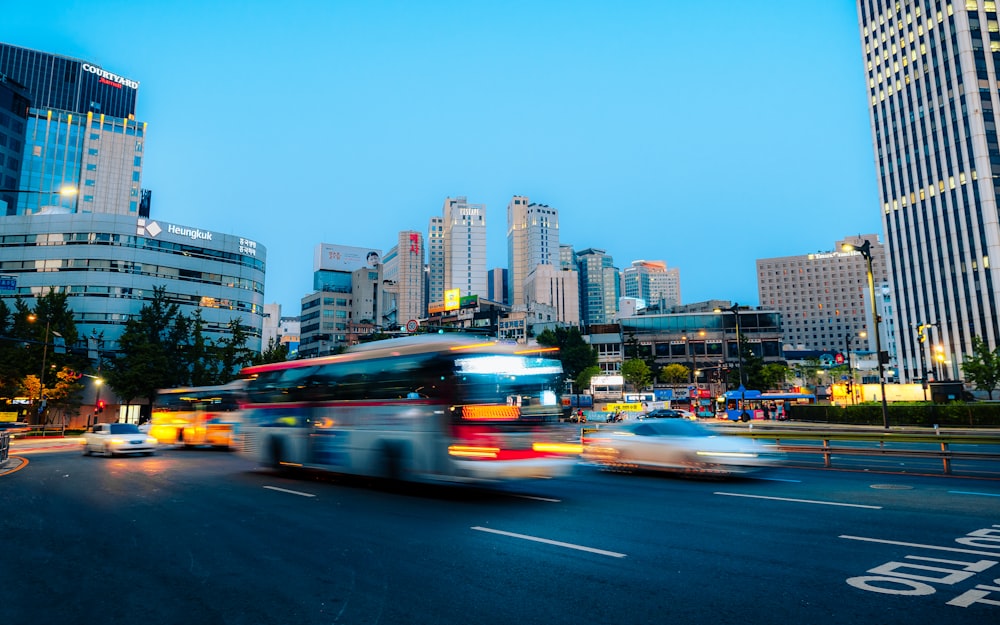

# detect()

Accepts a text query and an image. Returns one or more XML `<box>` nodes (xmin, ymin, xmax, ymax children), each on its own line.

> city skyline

<box><xmin>3</xmin><ymin>1</ymin><xmax>881</xmax><ymax>315</ymax></box>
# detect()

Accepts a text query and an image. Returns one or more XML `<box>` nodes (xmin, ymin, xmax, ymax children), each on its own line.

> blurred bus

<box><xmin>149</xmin><ymin>381</ymin><xmax>247</xmax><ymax>448</ymax></box>
<box><xmin>721</xmin><ymin>389</ymin><xmax>816</xmax><ymax>421</ymax></box>
<box><xmin>234</xmin><ymin>335</ymin><xmax>578</xmax><ymax>484</ymax></box>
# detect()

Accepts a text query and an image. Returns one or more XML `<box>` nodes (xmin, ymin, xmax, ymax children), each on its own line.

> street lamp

<box><xmin>27</xmin><ymin>313</ymin><xmax>58</xmax><ymax>425</ymax></box>
<box><xmin>714</xmin><ymin>303</ymin><xmax>748</xmax><ymax>421</ymax></box>
<box><xmin>842</xmin><ymin>239</ymin><xmax>890</xmax><ymax>429</ymax></box>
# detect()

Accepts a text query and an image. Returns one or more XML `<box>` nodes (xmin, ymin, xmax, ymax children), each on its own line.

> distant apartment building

<box><xmin>441</xmin><ymin>196</ymin><xmax>487</xmax><ymax>301</ymax></box>
<box><xmin>622</xmin><ymin>260</ymin><xmax>681</xmax><ymax>309</ymax></box>
<box><xmin>756</xmin><ymin>234</ymin><xmax>887</xmax><ymax>355</ymax></box>
<box><xmin>487</xmin><ymin>267</ymin><xmax>508</xmax><ymax>305</ymax></box>
<box><xmin>427</xmin><ymin>216</ymin><xmax>444</xmax><ymax>309</ymax></box>
<box><xmin>381</xmin><ymin>230</ymin><xmax>425</xmax><ymax>329</ymax></box>
<box><xmin>506</xmin><ymin>195</ymin><xmax>559</xmax><ymax>308</ymax></box>
<box><xmin>576</xmin><ymin>248</ymin><xmax>619</xmax><ymax>326</ymax></box>
<box><xmin>524</xmin><ymin>263</ymin><xmax>580</xmax><ymax>327</ymax></box>
<box><xmin>300</xmin><ymin>243</ymin><xmax>382</xmax><ymax>356</ymax></box>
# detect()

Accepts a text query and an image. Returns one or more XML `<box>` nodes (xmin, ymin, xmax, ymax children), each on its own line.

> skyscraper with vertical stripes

<box><xmin>857</xmin><ymin>1</ymin><xmax>1000</xmax><ymax>381</ymax></box>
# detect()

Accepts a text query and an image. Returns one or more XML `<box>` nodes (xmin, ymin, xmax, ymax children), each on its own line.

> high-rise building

<box><xmin>0</xmin><ymin>43</ymin><xmax>147</xmax><ymax>217</ymax></box>
<box><xmin>382</xmin><ymin>230</ymin><xmax>426</xmax><ymax>329</ymax></box>
<box><xmin>575</xmin><ymin>248</ymin><xmax>619</xmax><ymax>326</ymax></box>
<box><xmin>756</xmin><ymin>235</ymin><xmax>887</xmax><ymax>354</ymax></box>
<box><xmin>524</xmin><ymin>264</ymin><xmax>579</xmax><ymax>326</ymax></box>
<box><xmin>622</xmin><ymin>260</ymin><xmax>681</xmax><ymax>309</ymax></box>
<box><xmin>506</xmin><ymin>195</ymin><xmax>559</xmax><ymax>308</ymax></box>
<box><xmin>301</xmin><ymin>243</ymin><xmax>383</xmax><ymax>356</ymax></box>
<box><xmin>427</xmin><ymin>216</ymin><xmax>444</xmax><ymax>309</ymax></box>
<box><xmin>857</xmin><ymin>3</ymin><xmax>1000</xmax><ymax>382</ymax></box>
<box><xmin>0</xmin><ymin>70</ymin><xmax>29</xmax><ymax>215</ymax></box>
<box><xmin>0</xmin><ymin>43</ymin><xmax>265</xmax><ymax>372</ymax></box>
<box><xmin>487</xmin><ymin>267</ymin><xmax>508</xmax><ymax>305</ymax></box>
<box><xmin>442</xmin><ymin>196</ymin><xmax>487</xmax><ymax>300</ymax></box>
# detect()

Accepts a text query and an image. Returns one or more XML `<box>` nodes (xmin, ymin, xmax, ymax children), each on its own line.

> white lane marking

<box><xmin>949</xmin><ymin>490</ymin><xmax>1000</xmax><ymax>498</ymax></box>
<box><xmin>471</xmin><ymin>526</ymin><xmax>626</xmax><ymax>558</ymax></box>
<box><xmin>511</xmin><ymin>494</ymin><xmax>561</xmax><ymax>502</ymax></box>
<box><xmin>263</xmin><ymin>485</ymin><xmax>316</xmax><ymax>498</ymax></box>
<box><xmin>840</xmin><ymin>534</ymin><xmax>1000</xmax><ymax>558</ymax></box>
<box><xmin>714</xmin><ymin>492</ymin><xmax>882</xmax><ymax>509</ymax></box>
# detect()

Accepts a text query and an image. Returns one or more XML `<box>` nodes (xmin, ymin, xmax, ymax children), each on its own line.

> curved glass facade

<box><xmin>0</xmin><ymin>213</ymin><xmax>266</xmax><ymax>353</ymax></box>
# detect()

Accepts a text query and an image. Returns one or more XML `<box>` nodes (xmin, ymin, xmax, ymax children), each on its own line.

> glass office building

<box><xmin>0</xmin><ymin>214</ymin><xmax>266</xmax><ymax>353</ymax></box>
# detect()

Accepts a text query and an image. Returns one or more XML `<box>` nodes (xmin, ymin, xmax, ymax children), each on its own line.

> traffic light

<box><xmin>97</xmin><ymin>400</ymin><xmax>105</xmax><ymax>414</ymax></box>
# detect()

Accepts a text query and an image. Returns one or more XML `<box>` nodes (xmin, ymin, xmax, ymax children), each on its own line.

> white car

<box><xmin>582</xmin><ymin>419</ymin><xmax>782</xmax><ymax>476</ymax></box>
<box><xmin>82</xmin><ymin>423</ymin><xmax>158</xmax><ymax>457</ymax></box>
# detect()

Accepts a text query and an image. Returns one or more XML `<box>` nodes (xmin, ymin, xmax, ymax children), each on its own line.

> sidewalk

<box><xmin>1</xmin><ymin>436</ymin><xmax>84</xmax><ymax>476</ymax></box>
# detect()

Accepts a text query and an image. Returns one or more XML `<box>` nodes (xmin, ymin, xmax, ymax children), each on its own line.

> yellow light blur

<box><xmin>532</xmin><ymin>442</ymin><xmax>583</xmax><ymax>454</ymax></box>
<box><xmin>514</xmin><ymin>346</ymin><xmax>559</xmax><ymax>355</ymax></box>
<box><xmin>58</xmin><ymin>186</ymin><xmax>78</xmax><ymax>196</ymax></box>
<box><xmin>448</xmin><ymin>445</ymin><xmax>499</xmax><ymax>458</ymax></box>
<box><xmin>449</xmin><ymin>341</ymin><xmax>498</xmax><ymax>351</ymax></box>
<box><xmin>462</xmin><ymin>405</ymin><xmax>520</xmax><ymax>420</ymax></box>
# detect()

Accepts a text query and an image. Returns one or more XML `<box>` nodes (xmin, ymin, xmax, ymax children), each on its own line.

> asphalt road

<box><xmin>1</xmin><ymin>445</ymin><xmax>998</xmax><ymax>625</ymax></box>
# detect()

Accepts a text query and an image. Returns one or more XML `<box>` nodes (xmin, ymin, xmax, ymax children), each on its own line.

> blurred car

<box><xmin>640</xmin><ymin>408</ymin><xmax>697</xmax><ymax>420</ymax></box>
<box><xmin>82</xmin><ymin>423</ymin><xmax>158</xmax><ymax>457</ymax></box>
<box><xmin>581</xmin><ymin>419</ymin><xmax>782</xmax><ymax>476</ymax></box>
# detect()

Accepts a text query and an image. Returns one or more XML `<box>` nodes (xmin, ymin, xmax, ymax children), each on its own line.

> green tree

<box><xmin>215</xmin><ymin>318</ymin><xmax>256</xmax><ymax>383</ymax></box>
<box><xmin>621</xmin><ymin>358</ymin><xmax>652</xmax><ymax>391</ymax></box>
<box><xmin>659</xmin><ymin>363</ymin><xmax>689</xmax><ymax>384</ymax></box>
<box><xmin>254</xmin><ymin>336</ymin><xmax>290</xmax><ymax>365</ymax></box>
<box><xmin>106</xmin><ymin>286</ymin><xmax>186</xmax><ymax>411</ymax></box>
<box><xmin>961</xmin><ymin>335</ymin><xmax>1000</xmax><ymax>399</ymax></box>
<box><xmin>575</xmin><ymin>365</ymin><xmax>601</xmax><ymax>394</ymax></box>
<box><xmin>536</xmin><ymin>327</ymin><xmax>598</xmax><ymax>384</ymax></box>
<box><xmin>760</xmin><ymin>363</ymin><xmax>790</xmax><ymax>391</ymax></box>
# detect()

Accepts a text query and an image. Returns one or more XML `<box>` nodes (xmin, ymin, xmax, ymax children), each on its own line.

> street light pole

<box><xmin>842</xmin><ymin>240</ymin><xmax>889</xmax><ymax>429</ymax></box>
<box><xmin>715</xmin><ymin>304</ymin><xmax>748</xmax><ymax>421</ymax></box>
<box><xmin>844</xmin><ymin>333</ymin><xmax>853</xmax><ymax>406</ymax></box>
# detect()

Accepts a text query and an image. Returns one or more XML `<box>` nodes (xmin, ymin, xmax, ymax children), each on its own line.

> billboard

<box><xmin>444</xmin><ymin>288</ymin><xmax>460</xmax><ymax>311</ymax></box>
<box><xmin>315</xmin><ymin>244</ymin><xmax>382</xmax><ymax>272</ymax></box>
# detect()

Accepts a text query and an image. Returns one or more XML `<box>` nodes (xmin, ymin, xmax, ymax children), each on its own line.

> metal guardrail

<box><xmin>0</xmin><ymin>431</ymin><xmax>9</xmax><ymax>464</ymax></box>
<box><xmin>730</xmin><ymin>427</ymin><xmax>1000</xmax><ymax>475</ymax></box>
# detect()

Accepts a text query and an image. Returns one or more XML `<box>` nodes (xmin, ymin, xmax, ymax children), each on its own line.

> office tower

<box><xmin>301</xmin><ymin>243</ymin><xmax>382</xmax><ymax>356</ymax></box>
<box><xmin>506</xmin><ymin>195</ymin><xmax>560</xmax><ymax>308</ymax></box>
<box><xmin>575</xmin><ymin>248</ymin><xmax>619</xmax><ymax>326</ymax></box>
<box><xmin>857</xmin><ymin>3</ymin><xmax>1000</xmax><ymax>381</ymax></box>
<box><xmin>757</xmin><ymin>235</ymin><xmax>887</xmax><ymax>353</ymax></box>
<box><xmin>0</xmin><ymin>70</ymin><xmax>29</xmax><ymax>215</ymax></box>
<box><xmin>488</xmin><ymin>268</ymin><xmax>508</xmax><ymax>304</ymax></box>
<box><xmin>0</xmin><ymin>44</ymin><xmax>265</xmax><ymax>365</ymax></box>
<box><xmin>382</xmin><ymin>231</ymin><xmax>426</xmax><ymax>328</ymax></box>
<box><xmin>442</xmin><ymin>196</ymin><xmax>487</xmax><ymax>299</ymax></box>
<box><xmin>0</xmin><ymin>43</ymin><xmax>146</xmax><ymax>216</ymax></box>
<box><xmin>427</xmin><ymin>216</ymin><xmax>445</xmax><ymax>308</ymax></box>
<box><xmin>622</xmin><ymin>260</ymin><xmax>682</xmax><ymax>309</ymax></box>
<box><xmin>524</xmin><ymin>264</ymin><xmax>580</xmax><ymax>326</ymax></box>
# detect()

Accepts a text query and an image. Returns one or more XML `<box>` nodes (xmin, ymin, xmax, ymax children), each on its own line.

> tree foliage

<box><xmin>106</xmin><ymin>286</ymin><xmax>257</xmax><ymax>414</ymax></box>
<box><xmin>659</xmin><ymin>363</ymin><xmax>689</xmax><ymax>384</ymax></box>
<box><xmin>961</xmin><ymin>336</ymin><xmax>1000</xmax><ymax>399</ymax></box>
<box><xmin>621</xmin><ymin>358</ymin><xmax>652</xmax><ymax>391</ymax></box>
<box><xmin>575</xmin><ymin>365</ymin><xmax>601</xmax><ymax>394</ymax></box>
<box><xmin>536</xmin><ymin>327</ymin><xmax>598</xmax><ymax>382</ymax></box>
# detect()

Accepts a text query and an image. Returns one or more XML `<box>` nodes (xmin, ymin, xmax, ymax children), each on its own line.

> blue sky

<box><xmin>5</xmin><ymin>1</ymin><xmax>879</xmax><ymax>316</ymax></box>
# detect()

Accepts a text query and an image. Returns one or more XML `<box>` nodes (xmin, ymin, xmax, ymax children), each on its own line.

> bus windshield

<box><xmin>235</xmin><ymin>336</ymin><xmax>577</xmax><ymax>484</ymax></box>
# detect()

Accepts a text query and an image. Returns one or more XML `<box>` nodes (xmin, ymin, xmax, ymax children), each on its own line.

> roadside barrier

<box><xmin>733</xmin><ymin>427</ymin><xmax>1000</xmax><ymax>475</ymax></box>
<box><xmin>0</xmin><ymin>431</ymin><xmax>9</xmax><ymax>464</ymax></box>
